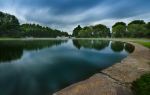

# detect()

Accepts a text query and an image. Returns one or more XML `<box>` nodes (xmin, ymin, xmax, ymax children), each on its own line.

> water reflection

<box><xmin>111</xmin><ymin>41</ymin><xmax>124</xmax><ymax>52</ymax></box>
<box><xmin>0</xmin><ymin>40</ymin><xmax>67</xmax><ymax>62</ymax></box>
<box><xmin>125</xmin><ymin>43</ymin><xmax>135</xmax><ymax>53</ymax></box>
<box><xmin>0</xmin><ymin>39</ymin><xmax>134</xmax><ymax>95</ymax></box>
<box><xmin>73</xmin><ymin>40</ymin><xmax>109</xmax><ymax>50</ymax></box>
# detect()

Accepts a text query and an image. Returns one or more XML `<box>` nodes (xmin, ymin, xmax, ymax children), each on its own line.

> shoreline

<box><xmin>0</xmin><ymin>38</ymin><xmax>149</xmax><ymax>95</ymax></box>
<box><xmin>0</xmin><ymin>38</ymin><xmax>149</xmax><ymax>41</ymax></box>
<box><xmin>54</xmin><ymin>41</ymin><xmax>150</xmax><ymax>95</ymax></box>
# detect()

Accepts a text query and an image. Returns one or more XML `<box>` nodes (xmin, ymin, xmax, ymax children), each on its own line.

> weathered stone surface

<box><xmin>54</xmin><ymin>42</ymin><xmax>150</xmax><ymax>95</ymax></box>
<box><xmin>102</xmin><ymin>43</ymin><xmax>150</xmax><ymax>83</ymax></box>
<box><xmin>54</xmin><ymin>74</ymin><xmax>133</xmax><ymax>95</ymax></box>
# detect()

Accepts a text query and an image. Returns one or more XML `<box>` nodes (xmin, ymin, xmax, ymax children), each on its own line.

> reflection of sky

<box><xmin>0</xmin><ymin>40</ymin><xmax>129</xmax><ymax>65</ymax></box>
<box><xmin>5</xmin><ymin>40</ymin><xmax>127</xmax><ymax>67</ymax></box>
<box><xmin>0</xmin><ymin>40</ymin><xmax>131</xmax><ymax>95</ymax></box>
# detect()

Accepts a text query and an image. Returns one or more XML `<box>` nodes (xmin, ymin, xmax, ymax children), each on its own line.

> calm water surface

<box><xmin>0</xmin><ymin>39</ymin><xmax>134</xmax><ymax>95</ymax></box>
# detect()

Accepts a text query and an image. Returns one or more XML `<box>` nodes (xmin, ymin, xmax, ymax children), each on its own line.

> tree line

<box><xmin>0</xmin><ymin>11</ymin><xmax>150</xmax><ymax>38</ymax></box>
<box><xmin>0</xmin><ymin>11</ymin><xmax>68</xmax><ymax>38</ymax></box>
<box><xmin>73</xmin><ymin>20</ymin><xmax>150</xmax><ymax>38</ymax></box>
<box><xmin>72</xmin><ymin>24</ymin><xmax>111</xmax><ymax>38</ymax></box>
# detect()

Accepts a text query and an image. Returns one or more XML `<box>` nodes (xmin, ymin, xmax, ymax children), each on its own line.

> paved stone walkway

<box><xmin>54</xmin><ymin>42</ymin><xmax>150</xmax><ymax>95</ymax></box>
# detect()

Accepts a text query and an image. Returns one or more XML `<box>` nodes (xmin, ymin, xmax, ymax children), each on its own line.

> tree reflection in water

<box><xmin>0</xmin><ymin>40</ymin><xmax>67</xmax><ymax>62</ymax></box>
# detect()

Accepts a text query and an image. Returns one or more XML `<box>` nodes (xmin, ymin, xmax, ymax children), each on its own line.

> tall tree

<box><xmin>72</xmin><ymin>25</ymin><xmax>82</xmax><ymax>37</ymax></box>
<box><xmin>77</xmin><ymin>24</ymin><xmax>110</xmax><ymax>38</ymax></box>
<box><xmin>127</xmin><ymin>20</ymin><xmax>146</xmax><ymax>38</ymax></box>
<box><xmin>112</xmin><ymin>22</ymin><xmax>127</xmax><ymax>38</ymax></box>
<box><xmin>93</xmin><ymin>24</ymin><xmax>110</xmax><ymax>37</ymax></box>
<box><xmin>145</xmin><ymin>22</ymin><xmax>150</xmax><ymax>38</ymax></box>
<box><xmin>21</xmin><ymin>24</ymin><xmax>68</xmax><ymax>38</ymax></box>
<box><xmin>0</xmin><ymin>11</ymin><xmax>20</xmax><ymax>37</ymax></box>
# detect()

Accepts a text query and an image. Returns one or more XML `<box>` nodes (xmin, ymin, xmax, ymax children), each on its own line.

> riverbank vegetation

<box><xmin>132</xmin><ymin>41</ymin><xmax>150</xmax><ymax>95</ymax></box>
<box><xmin>1</xmin><ymin>11</ymin><xmax>150</xmax><ymax>38</ymax></box>
<box><xmin>132</xmin><ymin>73</ymin><xmax>150</xmax><ymax>95</ymax></box>
<box><xmin>73</xmin><ymin>20</ymin><xmax>150</xmax><ymax>38</ymax></box>
<box><xmin>135</xmin><ymin>41</ymin><xmax>150</xmax><ymax>49</ymax></box>
<box><xmin>0</xmin><ymin>11</ymin><xmax>68</xmax><ymax>38</ymax></box>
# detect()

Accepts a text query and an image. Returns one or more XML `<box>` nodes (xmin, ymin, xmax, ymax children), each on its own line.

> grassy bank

<box><xmin>132</xmin><ymin>40</ymin><xmax>150</xmax><ymax>95</ymax></box>
<box><xmin>132</xmin><ymin>73</ymin><xmax>150</xmax><ymax>95</ymax></box>
<box><xmin>134</xmin><ymin>41</ymin><xmax>150</xmax><ymax>49</ymax></box>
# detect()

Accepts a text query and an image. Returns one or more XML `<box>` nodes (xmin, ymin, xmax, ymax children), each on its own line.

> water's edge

<box><xmin>54</xmin><ymin>41</ymin><xmax>150</xmax><ymax>95</ymax></box>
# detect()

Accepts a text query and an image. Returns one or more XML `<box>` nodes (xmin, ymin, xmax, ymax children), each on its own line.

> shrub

<box><xmin>132</xmin><ymin>73</ymin><xmax>150</xmax><ymax>95</ymax></box>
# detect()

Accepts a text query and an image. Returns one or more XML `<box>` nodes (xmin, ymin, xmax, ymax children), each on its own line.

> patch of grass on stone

<box><xmin>132</xmin><ymin>73</ymin><xmax>150</xmax><ymax>95</ymax></box>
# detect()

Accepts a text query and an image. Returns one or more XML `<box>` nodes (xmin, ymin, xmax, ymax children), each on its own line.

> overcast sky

<box><xmin>0</xmin><ymin>0</ymin><xmax>150</xmax><ymax>34</ymax></box>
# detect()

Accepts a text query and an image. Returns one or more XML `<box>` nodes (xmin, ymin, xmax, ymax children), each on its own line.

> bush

<box><xmin>132</xmin><ymin>73</ymin><xmax>150</xmax><ymax>95</ymax></box>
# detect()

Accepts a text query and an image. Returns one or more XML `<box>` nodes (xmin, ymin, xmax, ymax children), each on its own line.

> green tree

<box><xmin>21</xmin><ymin>24</ymin><xmax>68</xmax><ymax>38</ymax></box>
<box><xmin>0</xmin><ymin>11</ymin><xmax>20</xmax><ymax>37</ymax></box>
<box><xmin>93</xmin><ymin>24</ymin><xmax>110</xmax><ymax>37</ymax></box>
<box><xmin>77</xmin><ymin>24</ymin><xmax>110</xmax><ymax>38</ymax></box>
<box><xmin>127</xmin><ymin>20</ymin><xmax>146</xmax><ymax>38</ymax></box>
<box><xmin>145</xmin><ymin>22</ymin><xmax>150</xmax><ymax>38</ymax></box>
<box><xmin>72</xmin><ymin>25</ymin><xmax>82</xmax><ymax>37</ymax></box>
<box><xmin>112</xmin><ymin>22</ymin><xmax>127</xmax><ymax>38</ymax></box>
<box><xmin>78</xmin><ymin>26</ymin><xmax>92</xmax><ymax>38</ymax></box>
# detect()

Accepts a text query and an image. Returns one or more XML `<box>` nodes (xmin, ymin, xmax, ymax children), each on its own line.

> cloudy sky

<box><xmin>0</xmin><ymin>0</ymin><xmax>150</xmax><ymax>34</ymax></box>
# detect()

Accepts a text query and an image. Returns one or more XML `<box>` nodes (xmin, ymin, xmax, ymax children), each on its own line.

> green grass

<box><xmin>132</xmin><ymin>73</ymin><xmax>150</xmax><ymax>95</ymax></box>
<box><xmin>131</xmin><ymin>40</ymin><xmax>150</xmax><ymax>95</ymax></box>
<box><xmin>135</xmin><ymin>41</ymin><xmax>150</xmax><ymax>49</ymax></box>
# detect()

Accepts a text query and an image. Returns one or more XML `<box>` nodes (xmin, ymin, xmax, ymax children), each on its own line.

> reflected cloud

<box><xmin>0</xmin><ymin>40</ymin><xmax>67</xmax><ymax>62</ymax></box>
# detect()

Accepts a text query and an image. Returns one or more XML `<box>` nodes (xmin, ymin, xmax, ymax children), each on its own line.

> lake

<box><xmin>0</xmin><ymin>39</ymin><xmax>134</xmax><ymax>95</ymax></box>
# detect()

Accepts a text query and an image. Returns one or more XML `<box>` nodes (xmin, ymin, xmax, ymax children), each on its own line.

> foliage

<box><xmin>112</xmin><ymin>22</ymin><xmax>127</xmax><ymax>38</ymax></box>
<box><xmin>112</xmin><ymin>20</ymin><xmax>150</xmax><ymax>38</ymax></box>
<box><xmin>128</xmin><ymin>20</ymin><xmax>145</xmax><ymax>25</ymax></box>
<box><xmin>0</xmin><ymin>11</ymin><xmax>68</xmax><ymax>38</ymax></box>
<box><xmin>127</xmin><ymin>20</ymin><xmax>147</xmax><ymax>38</ymax></box>
<box><xmin>0</xmin><ymin>12</ymin><xmax>20</xmax><ymax>37</ymax></box>
<box><xmin>93</xmin><ymin>24</ymin><xmax>110</xmax><ymax>37</ymax></box>
<box><xmin>72</xmin><ymin>25</ymin><xmax>82</xmax><ymax>37</ymax></box>
<box><xmin>78</xmin><ymin>26</ymin><xmax>93</xmax><ymax>38</ymax></box>
<box><xmin>76</xmin><ymin>24</ymin><xmax>110</xmax><ymax>38</ymax></box>
<box><xmin>145</xmin><ymin>22</ymin><xmax>150</xmax><ymax>38</ymax></box>
<box><xmin>1</xmin><ymin>11</ymin><xmax>150</xmax><ymax>38</ymax></box>
<box><xmin>132</xmin><ymin>73</ymin><xmax>150</xmax><ymax>95</ymax></box>
<box><xmin>21</xmin><ymin>24</ymin><xmax>68</xmax><ymax>37</ymax></box>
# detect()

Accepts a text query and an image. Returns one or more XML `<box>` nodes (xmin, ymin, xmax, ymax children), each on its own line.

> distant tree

<box><xmin>128</xmin><ymin>20</ymin><xmax>145</xmax><ymax>25</ymax></box>
<box><xmin>72</xmin><ymin>25</ymin><xmax>82</xmax><ymax>37</ymax></box>
<box><xmin>127</xmin><ymin>20</ymin><xmax>146</xmax><ymax>38</ymax></box>
<box><xmin>145</xmin><ymin>22</ymin><xmax>150</xmax><ymax>38</ymax></box>
<box><xmin>0</xmin><ymin>11</ymin><xmax>20</xmax><ymax>37</ymax></box>
<box><xmin>112</xmin><ymin>22</ymin><xmax>126</xmax><ymax>38</ymax></box>
<box><xmin>93</xmin><ymin>24</ymin><xmax>110</xmax><ymax>37</ymax></box>
<box><xmin>0</xmin><ymin>11</ymin><xmax>68</xmax><ymax>38</ymax></box>
<box><xmin>77</xmin><ymin>24</ymin><xmax>110</xmax><ymax>38</ymax></box>
<box><xmin>21</xmin><ymin>24</ymin><xmax>68</xmax><ymax>38</ymax></box>
<box><xmin>78</xmin><ymin>26</ymin><xmax>92</xmax><ymax>38</ymax></box>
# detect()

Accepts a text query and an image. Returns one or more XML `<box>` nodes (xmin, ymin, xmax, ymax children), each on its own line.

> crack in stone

<box><xmin>99</xmin><ymin>72</ymin><xmax>131</xmax><ymax>87</ymax></box>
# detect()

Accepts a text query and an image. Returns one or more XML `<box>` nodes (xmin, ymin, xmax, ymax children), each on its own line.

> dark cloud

<box><xmin>0</xmin><ymin>0</ymin><xmax>150</xmax><ymax>33</ymax></box>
